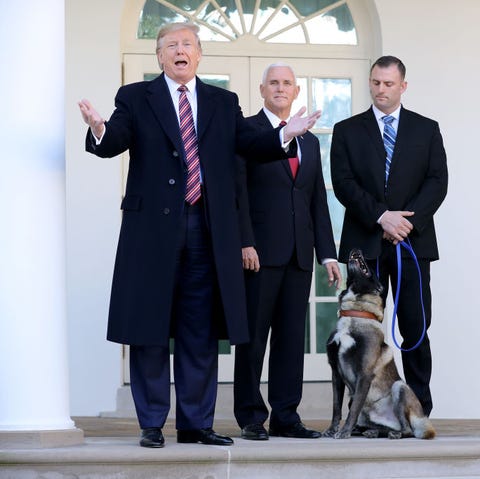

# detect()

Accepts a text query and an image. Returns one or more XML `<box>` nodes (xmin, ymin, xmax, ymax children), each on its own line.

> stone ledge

<box><xmin>1</xmin><ymin>436</ymin><xmax>479</xmax><ymax>479</ymax></box>
<box><xmin>0</xmin><ymin>428</ymin><xmax>84</xmax><ymax>449</ymax></box>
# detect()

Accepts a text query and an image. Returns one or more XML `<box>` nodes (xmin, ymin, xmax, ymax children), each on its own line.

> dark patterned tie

<box><xmin>178</xmin><ymin>85</ymin><xmax>201</xmax><ymax>204</ymax></box>
<box><xmin>382</xmin><ymin>115</ymin><xmax>396</xmax><ymax>182</ymax></box>
<box><xmin>279</xmin><ymin>120</ymin><xmax>299</xmax><ymax>178</ymax></box>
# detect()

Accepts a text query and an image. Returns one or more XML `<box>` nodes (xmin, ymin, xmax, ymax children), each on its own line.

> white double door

<box><xmin>122</xmin><ymin>53</ymin><xmax>370</xmax><ymax>383</ymax></box>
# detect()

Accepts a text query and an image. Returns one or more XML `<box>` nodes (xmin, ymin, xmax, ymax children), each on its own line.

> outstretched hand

<box><xmin>283</xmin><ymin>107</ymin><xmax>322</xmax><ymax>142</ymax></box>
<box><xmin>78</xmin><ymin>98</ymin><xmax>105</xmax><ymax>139</ymax></box>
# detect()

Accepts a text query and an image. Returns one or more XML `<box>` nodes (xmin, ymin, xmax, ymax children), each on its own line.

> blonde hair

<box><xmin>156</xmin><ymin>22</ymin><xmax>202</xmax><ymax>52</ymax></box>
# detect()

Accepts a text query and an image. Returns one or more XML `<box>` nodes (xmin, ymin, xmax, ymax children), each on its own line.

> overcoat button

<box><xmin>172</xmin><ymin>151</ymin><xmax>179</xmax><ymax>157</ymax></box>
<box><xmin>168</xmin><ymin>179</ymin><xmax>175</xmax><ymax>185</ymax></box>
<box><xmin>163</xmin><ymin>208</ymin><xmax>170</xmax><ymax>215</ymax></box>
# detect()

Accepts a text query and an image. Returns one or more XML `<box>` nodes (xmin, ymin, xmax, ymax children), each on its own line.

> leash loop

<box><xmin>377</xmin><ymin>238</ymin><xmax>427</xmax><ymax>351</ymax></box>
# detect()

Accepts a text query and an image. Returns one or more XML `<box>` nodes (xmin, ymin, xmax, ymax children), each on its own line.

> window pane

<box><xmin>305</xmin><ymin>4</ymin><xmax>357</xmax><ymax>45</ymax></box>
<box><xmin>196</xmin><ymin>2</ymin><xmax>238</xmax><ymax>39</ymax></box>
<box><xmin>219</xmin><ymin>339</ymin><xmax>231</xmax><ymax>354</ymax></box>
<box><xmin>291</xmin><ymin>77</ymin><xmax>307</xmax><ymax>115</ymax></box>
<box><xmin>315</xmin><ymin>263</ymin><xmax>337</xmax><ymax>297</ymax></box>
<box><xmin>312</xmin><ymin>78</ymin><xmax>351</xmax><ymax>129</ymax></box>
<box><xmin>138</xmin><ymin>0</ymin><xmax>189</xmax><ymax>38</ymax></box>
<box><xmin>252</xmin><ymin>0</ymin><xmax>279</xmax><ymax>35</ymax></box>
<box><xmin>316</xmin><ymin>133</ymin><xmax>332</xmax><ymax>185</ymax></box>
<box><xmin>327</xmin><ymin>189</ymin><xmax>344</xmax><ymax>243</ymax></box>
<box><xmin>137</xmin><ymin>0</ymin><xmax>357</xmax><ymax>44</ymax></box>
<box><xmin>259</xmin><ymin>5</ymin><xmax>299</xmax><ymax>41</ymax></box>
<box><xmin>198</xmin><ymin>74</ymin><xmax>229</xmax><ymax>89</ymax></box>
<box><xmin>291</xmin><ymin>0</ymin><xmax>341</xmax><ymax>17</ymax></box>
<box><xmin>241</xmin><ymin>0</ymin><xmax>257</xmax><ymax>31</ymax></box>
<box><xmin>315</xmin><ymin>302</ymin><xmax>338</xmax><ymax>353</ymax></box>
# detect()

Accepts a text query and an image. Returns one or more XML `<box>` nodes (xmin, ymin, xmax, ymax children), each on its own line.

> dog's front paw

<box><xmin>362</xmin><ymin>429</ymin><xmax>380</xmax><ymax>439</ymax></box>
<box><xmin>333</xmin><ymin>429</ymin><xmax>352</xmax><ymax>439</ymax></box>
<box><xmin>387</xmin><ymin>430</ymin><xmax>402</xmax><ymax>439</ymax></box>
<box><xmin>321</xmin><ymin>427</ymin><xmax>338</xmax><ymax>438</ymax></box>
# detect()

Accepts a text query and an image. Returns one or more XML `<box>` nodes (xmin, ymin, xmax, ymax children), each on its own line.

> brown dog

<box><xmin>322</xmin><ymin>249</ymin><xmax>435</xmax><ymax>439</ymax></box>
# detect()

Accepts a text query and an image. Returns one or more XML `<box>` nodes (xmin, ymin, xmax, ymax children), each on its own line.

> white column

<box><xmin>0</xmin><ymin>0</ymin><xmax>82</xmax><ymax>446</ymax></box>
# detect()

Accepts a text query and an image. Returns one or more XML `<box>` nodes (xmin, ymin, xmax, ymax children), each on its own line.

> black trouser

<box><xmin>367</xmin><ymin>241</ymin><xmax>432</xmax><ymax>416</ymax></box>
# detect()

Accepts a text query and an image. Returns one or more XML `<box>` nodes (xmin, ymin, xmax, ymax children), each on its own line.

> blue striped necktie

<box><xmin>382</xmin><ymin>115</ymin><xmax>396</xmax><ymax>182</ymax></box>
<box><xmin>178</xmin><ymin>85</ymin><xmax>201</xmax><ymax>205</ymax></box>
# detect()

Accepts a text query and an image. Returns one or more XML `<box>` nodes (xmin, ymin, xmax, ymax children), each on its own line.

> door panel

<box><xmin>121</xmin><ymin>53</ymin><xmax>370</xmax><ymax>383</ymax></box>
<box><xmin>250</xmin><ymin>58</ymin><xmax>370</xmax><ymax>380</ymax></box>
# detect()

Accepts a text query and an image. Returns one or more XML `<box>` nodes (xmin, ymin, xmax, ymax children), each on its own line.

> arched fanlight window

<box><xmin>138</xmin><ymin>0</ymin><xmax>357</xmax><ymax>44</ymax></box>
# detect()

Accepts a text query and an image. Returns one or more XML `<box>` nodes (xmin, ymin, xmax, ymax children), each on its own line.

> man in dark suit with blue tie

<box><xmin>331</xmin><ymin>56</ymin><xmax>448</xmax><ymax>416</ymax></box>
<box><xmin>234</xmin><ymin>64</ymin><xmax>342</xmax><ymax>440</ymax></box>
<box><xmin>78</xmin><ymin>23</ymin><xmax>320</xmax><ymax>448</ymax></box>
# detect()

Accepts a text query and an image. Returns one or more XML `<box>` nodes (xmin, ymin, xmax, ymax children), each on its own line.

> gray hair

<box><xmin>262</xmin><ymin>63</ymin><xmax>297</xmax><ymax>85</ymax></box>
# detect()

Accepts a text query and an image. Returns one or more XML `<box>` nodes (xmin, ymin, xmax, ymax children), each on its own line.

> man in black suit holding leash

<box><xmin>234</xmin><ymin>63</ymin><xmax>341</xmax><ymax>440</ymax></box>
<box><xmin>79</xmin><ymin>24</ymin><xmax>320</xmax><ymax>448</ymax></box>
<box><xmin>331</xmin><ymin>56</ymin><xmax>448</xmax><ymax>416</ymax></box>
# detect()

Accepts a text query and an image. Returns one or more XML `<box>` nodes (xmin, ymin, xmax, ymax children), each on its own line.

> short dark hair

<box><xmin>370</xmin><ymin>56</ymin><xmax>406</xmax><ymax>80</ymax></box>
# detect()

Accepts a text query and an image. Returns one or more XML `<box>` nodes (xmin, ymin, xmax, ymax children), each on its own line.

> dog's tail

<box><xmin>393</xmin><ymin>381</ymin><xmax>436</xmax><ymax>439</ymax></box>
<box><xmin>410</xmin><ymin>415</ymin><xmax>436</xmax><ymax>440</ymax></box>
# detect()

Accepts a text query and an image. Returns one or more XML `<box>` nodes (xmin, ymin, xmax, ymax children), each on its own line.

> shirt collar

<box><xmin>372</xmin><ymin>104</ymin><xmax>401</xmax><ymax>122</ymax></box>
<box><xmin>263</xmin><ymin>107</ymin><xmax>290</xmax><ymax>128</ymax></box>
<box><xmin>164</xmin><ymin>74</ymin><xmax>197</xmax><ymax>99</ymax></box>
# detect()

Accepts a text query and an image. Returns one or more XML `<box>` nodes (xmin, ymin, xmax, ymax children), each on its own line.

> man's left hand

<box><xmin>283</xmin><ymin>107</ymin><xmax>322</xmax><ymax>142</ymax></box>
<box><xmin>325</xmin><ymin>261</ymin><xmax>342</xmax><ymax>288</ymax></box>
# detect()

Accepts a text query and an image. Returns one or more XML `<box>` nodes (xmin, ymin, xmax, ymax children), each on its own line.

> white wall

<box><xmin>66</xmin><ymin>0</ymin><xmax>480</xmax><ymax>417</ymax></box>
<box><xmin>374</xmin><ymin>0</ymin><xmax>480</xmax><ymax>418</ymax></box>
<box><xmin>66</xmin><ymin>0</ymin><xmax>125</xmax><ymax>415</ymax></box>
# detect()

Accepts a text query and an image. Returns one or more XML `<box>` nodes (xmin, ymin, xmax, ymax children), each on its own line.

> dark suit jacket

<box><xmin>331</xmin><ymin>106</ymin><xmax>448</xmax><ymax>263</ymax></box>
<box><xmin>237</xmin><ymin>110</ymin><xmax>337</xmax><ymax>271</ymax></box>
<box><xmin>86</xmin><ymin>74</ymin><xmax>289</xmax><ymax>346</ymax></box>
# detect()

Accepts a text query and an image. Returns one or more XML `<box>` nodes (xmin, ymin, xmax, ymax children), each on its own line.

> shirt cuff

<box><xmin>321</xmin><ymin>258</ymin><xmax>337</xmax><ymax>265</ymax></box>
<box><xmin>93</xmin><ymin>125</ymin><xmax>106</xmax><ymax>145</ymax></box>
<box><xmin>279</xmin><ymin>126</ymin><xmax>293</xmax><ymax>150</ymax></box>
<box><xmin>377</xmin><ymin>210</ymin><xmax>388</xmax><ymax>224</ymax></box>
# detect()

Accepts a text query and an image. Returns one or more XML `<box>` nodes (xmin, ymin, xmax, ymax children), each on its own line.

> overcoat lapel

<box><xmin>146</xmin><ymin>74</ymin><xmax>184</xmax><ymax>157</ymax></box>
<box><xmin>196</xmin><ymin>78</ymin><xmax>216</xmax><ymax>143</ymax></box>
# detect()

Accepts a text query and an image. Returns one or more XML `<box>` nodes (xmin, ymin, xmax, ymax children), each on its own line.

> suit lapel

<box><xmin>390</xmin><ymin>106</ymin><xmax>408</xmax><ymax>166</ymax></box>
<box><xmin>362</xmin><ymin>107</ymin><xmax>386</xmax><ymax>161</ymax></box>
<box><xmin>255</xmin><ymin>110</ymin><xmax>297</xmax><ymax>180</ymax></box>
<box><xmin>295</xmin><ymin>135</ymin><xmax>312</xmax><ymax>182</ymax></box>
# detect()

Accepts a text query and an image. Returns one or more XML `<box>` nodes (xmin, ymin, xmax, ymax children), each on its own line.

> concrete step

<box><xmin>1</xmin><ymin>419</ymin><xmax>480</xmax><ymax>479</ymax></box>
<box><xmin>1</xmin><ymin>428</ymin><xmax>479</xmax><ymax>479</ymax></box>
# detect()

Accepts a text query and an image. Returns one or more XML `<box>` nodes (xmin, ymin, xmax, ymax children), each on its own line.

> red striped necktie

<box><xmin>279</xmin><ymin>120</ymin><xmax>299</xmax><ymax>178</ymax></box>
<box><xmin>178</xmin><ymin>85</ymin><xmax>201</xmax><ymax>204</ymax></box>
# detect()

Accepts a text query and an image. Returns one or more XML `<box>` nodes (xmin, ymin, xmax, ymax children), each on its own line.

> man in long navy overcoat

<box><xmin>79</xmin><ymin>22</ymin><xmax>320</xmax><ymax>447</ymax></box>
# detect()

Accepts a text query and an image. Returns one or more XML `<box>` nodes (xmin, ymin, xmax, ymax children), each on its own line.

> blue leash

<box><xmin>377</xmin><ymin>238</ymin><xmax>427</xmax><ymax>352</ymax></box>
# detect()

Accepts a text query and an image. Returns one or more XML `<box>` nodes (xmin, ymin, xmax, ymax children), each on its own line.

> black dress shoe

<box><xmin>241</xmin><ymin>423</ymin><xmax>269</xmax><ymax>440</ymax></box>
<box><xmin>269</xmin><ymin>422</ymin><xmax>320</xmax><ymax>439</ymax></box>
<box><xmin>177</xmin><ymin>428</ymin><xmax>233</xmax><ymax>445</ymax></box>
<box><xmin>140</xmin><ymin>427</ymin><xmax>165</xmax><ymax>448</ymax></box>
